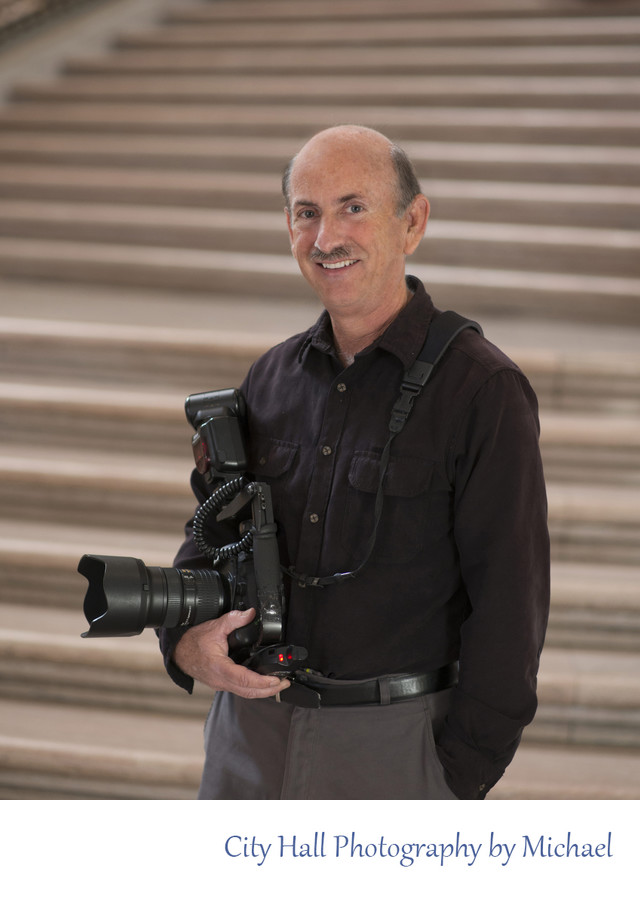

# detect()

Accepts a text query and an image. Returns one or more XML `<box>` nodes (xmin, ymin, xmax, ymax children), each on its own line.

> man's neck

<box><xmin>331</xmin><ymin>283</ymin><xmax>413</xmax><ymax>367</ymax></box>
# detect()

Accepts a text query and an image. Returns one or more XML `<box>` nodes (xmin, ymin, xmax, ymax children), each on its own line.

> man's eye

<box><xmin>298</xmin><ymin>209</ymin><xmax>316</xmax><ymax>219</ymax></box>
<box><xmin>347</xmin><ymin>204</ymin><xmax>364</xmax><ymax>214</ymax></box>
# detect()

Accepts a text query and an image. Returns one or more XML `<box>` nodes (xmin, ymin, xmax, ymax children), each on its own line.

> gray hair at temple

<box><xmin>281</xmin><ymin>141</ymin><xmax>423</xmax><ymax>217</ymax></box>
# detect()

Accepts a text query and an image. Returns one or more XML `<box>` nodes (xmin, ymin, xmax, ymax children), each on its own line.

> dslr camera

<box><xmin>78</xmin><ymin>389</ymin><xmax>307</xmax><ymax>676</ymax></box>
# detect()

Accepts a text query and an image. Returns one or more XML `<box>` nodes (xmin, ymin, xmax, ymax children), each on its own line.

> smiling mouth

<box><xmin>318</xmin><ymin>259</ymin><xmax>358</xmax><ymax>270</ymax></box>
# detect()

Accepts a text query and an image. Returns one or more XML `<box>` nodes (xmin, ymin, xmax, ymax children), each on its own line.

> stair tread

<box><xmin>1</xmin><ymin>442</ymin><xmax>640</xmax><ymax>498</ymax></box>
<box><xmin>0</xmin><ymin>693</ymin><xmax>639</xmax><ymax>798</ymax></box>
<box><xmin>63</xmin><ymin>44</ymin><xmax>640</xmax><ymax>75</ymax></box>
<box><xmin>162</xmin><ymin>0</ymin><xmax>589</xmax><ymax>22</ymax></box>
<box><xmin>13</xmin><ymin>73</ymin><xmax>640</xmax><ymax>101</ymax></box>
<box><xmin>1</xmin><ymin>280</ymin><xmax>640</xmax><ymax>354</ymax></box>
<box><xmin>0</xmin><ymin>237</ymin><xmax>638</xmax><ymax>301</ymax></box>
<box><xmin>0</xmin><ymin>696</ymin><xmax>204</xmax><ymax>762</ymax></box>
<box><xmin>490</xmin><ymin>741</ymin><xmax>640</xmax><ymax>799</ymax></box>
<box><xmin>0</xmin><ymin>517</ymin><xmax>638</xmax><ymax>595</ymax></box>
<box><xmin>2</xmin><ymin>199</ymin><xmax>638</xmax><ymax>250</ymax></box>
<box><xmin>119</xmin><ymin>17</ymin><xmax>640</xmax><ymax>45</ymax></box>
<box><xmin>0</xmin><ymin>135</ymin><xmax>638</xmax><ymax>166</ymax></box>
<box><xmin>0</xmin><ymin>517</ymin><xmax>181</xmax><ymax>563</ymax></box>
<box><xmin>551</xmin><ymin>562</ymin><xmax>640</xmax><ymax>607</ymax></box>
<box><xmin>2</xmin><ymin>103</ymin><xmax>639</xmax><ymax>131</ymax></box>
<box><xmin>1</xmin><ymin>314</ymin><xmax>639</xmax><ymax>369</ymax></box>
<box><xmin>3</xmin><ymin>380</ymin><xmax>640</xmax><ymax>443</ymax></box>
<box><xmin>2</xmin><ymin>163</ymin><xmax>639</xmax><ymax>199</ymax></box>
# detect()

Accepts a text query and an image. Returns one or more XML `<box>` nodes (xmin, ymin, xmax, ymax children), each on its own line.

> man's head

<box><xmin>282</xmin><ymin>125</ymin><xmax>429</xmax><ymax>320</ymax></box>
<box><xmin>282</xmin><ymin>126</ymin><xmax>423</xmax><ymax>218</ymax></box>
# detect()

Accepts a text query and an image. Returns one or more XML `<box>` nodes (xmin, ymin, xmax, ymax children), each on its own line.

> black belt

<box><xmin>276</xmin><ymin>662</ymin><xmax>458</xmax><ymax>710</ymax></box>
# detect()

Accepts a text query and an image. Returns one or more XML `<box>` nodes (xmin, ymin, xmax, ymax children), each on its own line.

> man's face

<box><xmin>285</xmin><ymin>135</ymin><xmax>424</xmax><ymax>319</ymax></box>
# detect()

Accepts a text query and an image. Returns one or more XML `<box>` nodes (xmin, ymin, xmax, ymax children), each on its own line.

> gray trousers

<box><xmin>197</xmin><ymin>680</ymin><xmax>458</xmax><ymax>800</ymax></box>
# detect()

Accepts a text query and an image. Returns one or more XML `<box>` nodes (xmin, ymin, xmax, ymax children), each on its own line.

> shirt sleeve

<box><xmin>436</xmin><ymin>368</ymin><xmax>550</xmax><ymax>799</ymax></box>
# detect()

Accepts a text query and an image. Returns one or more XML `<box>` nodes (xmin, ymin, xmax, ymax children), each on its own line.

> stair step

<box><xmin>548</xmin><ymin>562</ymin><xmax>640</xmax><ymax>652</ymax></box>
<box><xmin>0</xmin><ymin>163</ymin><xmax>283</xmax><ymax>211</ymax></box>
<box><xmin>0</xmin><ymin>312</ymin><xmax>292</xmax><ymax>391</ymax></box>
<box><xmin>3</xmin><ymin>380</ymin><xmax>640</xmax><ymax>484</ymax></box>
<box><xmin>1</xmin><ymin>103</ymin><xmax>638</xmax><ymax>146</ymax></box>
<box><xmin>489</xmin><ymin>742</ymin><xmax>640</xmax><ymax>799</ymax></box>
<box><xmin>12</xmin><ymin>74</ymin><xmax>640</xmax><ymax>110</ymax></box>
<box><xmin>0</xmin><ymin>445</ymin><xmax>195</xmax><ymax>533</ymax></box>
<box><xmin>0</xmin><ymin>237</ymin><xmax>638</xmax><ymax>324</ymax></box>
<box><xmin>1</xmin><ymin>201</ymin><xmax>638</xmax><ymax>277</ymax></box>
<box><xmin>3</xmin><ymin>312</ymin><xmax>640</xmax><ymax>413</ymax></box>
<box><xmin>540</xmin><ymin>412</ymin><xmax>640</xmax><ymax>485</ymax></box>
<box><xmin>2</xmin><ymin>135</ymin><xmax>637</xmax><ymax>186</ymax></box>
<box><xmin>0</xmin><ymin>379</ymin><xmax>192</xmax><ymax>457</ymax></box>
<box><xmin>164</xmin><ymin>0</ymin><xmax>577</xmax><ymax>23</ymax></box>
<box><xmin>116</xmin><ymin>17</ymin><xmax>640</xmax><ymax>50</ymax></box>
<box><xmin>547</xmin><ymin>482</ymin><xmax>640</xmax><ymax>566</ymax></box>
<box><xmin>2</xmin><ymin>526</ymin><xmax>640</xmax><ymax>646</ymax></box>
<box><xmin>0</xmin><ymin>603</ymin><xmax>214</xmax><ymax>718</ymax></box>
<box><xmin>532</xmin><ymin>648</ymin><xmax>640</xmax><ymax>749</ymax></box>
<box><xmin>2</xmin><ymin>716</ymin><xmax>638</xmax><ymax>800</ymax></box>
<box><xmin>0</xmin><ymin>519</ymin><xmax>181</xmax><ymax>612</ymax></box>
<box><xmin>0</xmin><ymin>697</ymin><xmax>202</xmax><ymax>799</ymax></box>
<box><xmin>1</xmin><ymin>512</ymin><xmax>640</xmax><ymax>649</ymax></box>
<box><xmin>63</xmin><ymin>44</ymin><xmax>640</xmax><ymax>77</ymax></box>
<box><xmin>1</xmin><ymin>445</ymin><xmax>639</xmax><ymax>563</ymax></box>
<box><xmin>1</xmin><ymin>163</ymin><xmax>637</xmax><ymax>227</ymax></box>
<box><xmin>0</xmin><ymin>600</ymin><xmax>638</xmax><ymax>747</ymax></box>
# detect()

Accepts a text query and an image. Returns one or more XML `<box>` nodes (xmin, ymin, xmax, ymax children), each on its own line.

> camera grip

<box><xmin>227</xmin><ymin>618</ymin><xmax>261</xmax><ymax>655</ymax></box>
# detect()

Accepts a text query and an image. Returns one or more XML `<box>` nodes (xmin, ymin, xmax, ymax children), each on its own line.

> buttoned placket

<box><xmin>293</xmin><ymin>376</ymin><xmax>351</xmax><ymax>580</ymax></box>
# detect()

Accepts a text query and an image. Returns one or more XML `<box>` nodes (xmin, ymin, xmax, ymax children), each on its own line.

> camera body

<box><xmin>79</xmin><ymin>389</ymin><xmax>307</xmax><ymax>676</ymax></box>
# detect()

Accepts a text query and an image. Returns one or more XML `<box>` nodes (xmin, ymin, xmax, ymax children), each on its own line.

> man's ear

<box><xmin>285</xmin><ymin>207</ymin><xmax>296</xmax><ymax>254</ymax></box>
<box><xmin>403</xmin><ymin>194</ymin><xmax>430</xmax><ymax>256</ymax></box>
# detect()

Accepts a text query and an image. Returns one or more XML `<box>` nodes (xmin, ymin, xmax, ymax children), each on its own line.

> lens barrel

<box><xmin>78</xmin><ymin>554</ymin><xmax>229</xmax><ymax>637</ymax></box>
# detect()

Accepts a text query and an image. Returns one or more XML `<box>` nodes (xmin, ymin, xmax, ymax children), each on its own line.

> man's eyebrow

<box><xmin>293</xmin><ymin>193</ymin><xmax>366</xmax><ymax>208</ymax></box>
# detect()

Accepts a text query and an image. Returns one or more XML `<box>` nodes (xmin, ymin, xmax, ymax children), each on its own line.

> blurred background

<box><xmin>0</xmin><ymin>0</ymin><xmax>639</xmax><ymax>799</ymax></box>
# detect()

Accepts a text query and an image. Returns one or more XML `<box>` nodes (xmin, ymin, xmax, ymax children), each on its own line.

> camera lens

<box><xmin>78</xmin><ymin>554</ymin><xmax>229</xmax><ymax>637</ymax></box>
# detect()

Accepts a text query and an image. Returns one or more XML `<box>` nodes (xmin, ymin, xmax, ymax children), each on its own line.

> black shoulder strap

<box><xmin>389</xmin><ymin>310</ymin><xmax>483</xmax><ymax>434</ymax></box>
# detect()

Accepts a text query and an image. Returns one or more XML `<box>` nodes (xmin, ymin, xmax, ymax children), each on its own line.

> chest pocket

<box><xmin>342</xmin><ymin>450</ymin><xmax>435</xmax><ymax>565</ymax></box>
<box><xmin>251</xmin><ymin>437</ymin><xmax>298</xmax><ymax>478</ymax></box>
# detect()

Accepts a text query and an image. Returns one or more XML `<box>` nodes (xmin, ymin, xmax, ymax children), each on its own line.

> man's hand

<box><xmin>172</xmin><ymin>608</ymin><xmax>290</xmax><ymax>699</ymax></box>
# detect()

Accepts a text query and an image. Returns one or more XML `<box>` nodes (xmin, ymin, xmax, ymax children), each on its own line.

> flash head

<box><xmin>185</xmin><ymin>388</ymin><xmax>248</xmax><ymax>482</ymax></box>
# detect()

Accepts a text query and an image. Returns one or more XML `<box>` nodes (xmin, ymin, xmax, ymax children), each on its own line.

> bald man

<box><xmin>160</xmin><ymin>126</ymin><xmax>549</xmax><ymax>800</ymax></box>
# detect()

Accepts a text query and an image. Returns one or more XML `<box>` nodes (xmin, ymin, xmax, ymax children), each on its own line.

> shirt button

<box><xmin>321</xmin><ymin>445</ymin><xmax>332</xmax><ymax>456</ymax></box>
<box><xmin>309</xmin><ymin>513</ymin><xmax>319</xmax><ymax>524</ymax></box>
<box><xmin>337</xmin><ymin>382</ymin><xmax>347</xmax><ymax>392</ymax></box>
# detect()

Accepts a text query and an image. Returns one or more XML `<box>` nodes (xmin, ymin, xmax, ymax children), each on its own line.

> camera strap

<box><xmin>286</xmin><ymin>310</ymin><xmax>483</xmax><ymax>589</ymax></box>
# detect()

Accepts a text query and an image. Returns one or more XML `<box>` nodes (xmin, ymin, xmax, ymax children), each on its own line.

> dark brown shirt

<box><xmin>162</xmin><ymin>277</ymin><xmax>550</xmax><ymax>798</ymax></box>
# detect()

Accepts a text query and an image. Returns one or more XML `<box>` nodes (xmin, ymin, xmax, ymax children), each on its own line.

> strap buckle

<box><xmin>389</xmin><ymin>383</ymin><xmax>421</xmax><ymax>433</ymax></box>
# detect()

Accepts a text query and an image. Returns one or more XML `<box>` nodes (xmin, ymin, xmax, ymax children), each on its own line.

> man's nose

<box><xmin>314</xmin><ymin>214</ymin><xmax>346</xmax><ymax>255</ymax></box>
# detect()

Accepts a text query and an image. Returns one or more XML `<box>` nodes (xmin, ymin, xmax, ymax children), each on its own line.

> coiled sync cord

<box><xmin>192</xmin><ymin>475</ymin><xmax>254</xmax><ymax>566</ymax></box>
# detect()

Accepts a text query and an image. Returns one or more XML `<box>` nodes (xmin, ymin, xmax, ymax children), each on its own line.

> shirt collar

<box><xmin>298</xmin><ymin>276</ymin><xmax>436</xmax><ymax>371</ymax></box>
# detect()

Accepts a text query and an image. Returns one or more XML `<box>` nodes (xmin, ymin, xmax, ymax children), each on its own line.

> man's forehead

<box><xmin>288</xmin><ymin>155</ymin><xmax>394</xmax><ymax>207</ymax></box>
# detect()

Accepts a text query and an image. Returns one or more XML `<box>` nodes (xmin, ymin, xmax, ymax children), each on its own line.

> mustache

<box><xmin>309</xmin><ymin>246</ymin><xmax>353</xmax><ymax>263</ymax></box>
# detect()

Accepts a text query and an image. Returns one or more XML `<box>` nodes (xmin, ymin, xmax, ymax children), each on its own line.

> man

<box><xmin>159</xmin><ymin>125</ymin><xmax>550</xmax><ymax>800</ymax></box>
